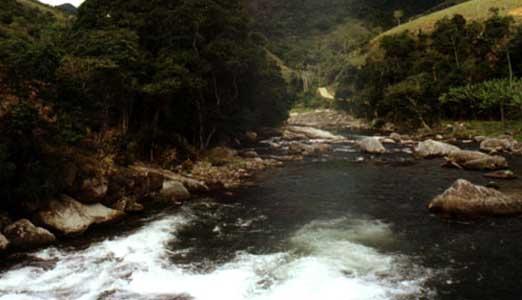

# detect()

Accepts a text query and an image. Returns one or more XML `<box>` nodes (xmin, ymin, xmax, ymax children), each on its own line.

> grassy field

<box><xmin>373</xmin><ymin>0</ymin><xmax>522</xmax><ymax>42</ymax></box>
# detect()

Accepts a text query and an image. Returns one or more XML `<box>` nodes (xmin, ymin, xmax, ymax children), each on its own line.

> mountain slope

<box><xmin>376</xmin><ymin>0</ymin><xmax>522</xmax><ymax>39</ymax></box>
<box><xmin>249</xmin><ymin>0</ymin><xmax>451</xmax><ymax>94</ymax></box>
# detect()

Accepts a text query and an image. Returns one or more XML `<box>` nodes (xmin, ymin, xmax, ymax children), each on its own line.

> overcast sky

<box><xmin>39</xmin><ymin>0</ymin><xmax>84</xmax><ymax>7</ymax></box>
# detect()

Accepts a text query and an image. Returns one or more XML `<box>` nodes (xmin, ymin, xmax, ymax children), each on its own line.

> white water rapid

<box><xmin>0</xmin><ymin>209</ymin><xmax>432</xmax><ymax>300</ymax></box>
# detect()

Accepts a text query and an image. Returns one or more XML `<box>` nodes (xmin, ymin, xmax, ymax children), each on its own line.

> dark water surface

<box><xmin>1</xmin><ymin>133</ymin><xmax>521</xmax><ymax>300</ymax></box>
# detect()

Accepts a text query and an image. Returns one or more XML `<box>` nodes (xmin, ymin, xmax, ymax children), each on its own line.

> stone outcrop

<box><xmin>3</xmin><ymin>219</ymin><xmax>56</xmax><ymax>249</ymax></box>
<box><xmin>357</xmin><ymin>137</ymin><xmax>386</xmax><ymax>154</ymax></box>
<box><xmin>36</xmin><ymin>195</ymin><xmax>125</xmax><ymax>236</ymax></box>
<box><xmin>428</xmin><ymin>179</ymin><xmax>522</xmax><ymax>216</ymax></box>
<box><xmin>445</xmin><ymin>150</ymin><xmax>508</xmax><ymax>170</ymax></box>
<box><xmin>415</xmin><ymin>139</ymin><xmax>460</xmax><ymax>158</ymax></box>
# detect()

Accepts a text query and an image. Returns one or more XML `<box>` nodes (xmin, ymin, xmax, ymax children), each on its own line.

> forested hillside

<box><xmin>336</xmin><ymin>3</ymin><xmax>522</xmax><ymax>131</ymax></box>
<box><xmin>248</xmin><ymin>0</ymin><xmax>450</xmax><ymax>106</ymax></box>
<box><xmin>0</xmin><ymin>0</ymin><xmax>292</xmax><ymax>210</ymax></box>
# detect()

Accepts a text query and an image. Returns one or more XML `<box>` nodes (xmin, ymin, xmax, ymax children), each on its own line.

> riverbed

<box><xmin>1</xmin><ymin>132</ymin><xmax>521</xmax><ymax>300</ymax></box>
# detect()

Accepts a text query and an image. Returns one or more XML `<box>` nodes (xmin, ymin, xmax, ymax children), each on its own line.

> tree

<box><xmin>393</xmin><ymin>10</ymin><xmax>404</xmax><ymax>26</ymax></box>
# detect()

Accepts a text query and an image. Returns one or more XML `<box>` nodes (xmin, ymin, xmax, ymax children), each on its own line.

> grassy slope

<box><xmin>375</xmin><ymin>0</ymin><xmax>522</xmax><ymax>41</ymax></box>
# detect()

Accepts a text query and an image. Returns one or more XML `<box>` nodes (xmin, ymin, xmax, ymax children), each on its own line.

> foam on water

<box><xmin>0</xmin><ymin>212</ymin><xmax>432</xmax><ymax>300</ymax></box>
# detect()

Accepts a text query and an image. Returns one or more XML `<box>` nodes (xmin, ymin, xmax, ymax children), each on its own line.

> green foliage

<box><xmin>339</xmin><ymin>11</ymin><xmax>521</xmax><ymax>127</ymax></box>
<box><xmin>441</xmin><ymin>78</ymin><xmax>522</xmax><ymax>119</ymax></box>
<box><xmin>0</xmin><ymin>0</ymin><xmax>293</xmax><ymax>208</ymax></box>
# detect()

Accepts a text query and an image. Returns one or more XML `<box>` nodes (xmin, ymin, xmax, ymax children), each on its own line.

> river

<box><xmin>0</xmin><ymin>131</ymin><xmax>521</xmax><ymax>300</ymax></box>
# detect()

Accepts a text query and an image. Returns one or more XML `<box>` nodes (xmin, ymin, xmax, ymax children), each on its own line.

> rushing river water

<box><xmin>1</xmin><ymin>132</ymin><xmax>522</xmax><ymax>300</ymax></box>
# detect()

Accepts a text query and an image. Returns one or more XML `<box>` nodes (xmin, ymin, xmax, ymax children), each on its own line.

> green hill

<box><xmin>376</xmin><ymin>0</ymin><xmax>522</xmax><ymax>40</ymax></box>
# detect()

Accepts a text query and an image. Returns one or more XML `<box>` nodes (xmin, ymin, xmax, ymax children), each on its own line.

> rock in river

<box><xmin>160</xmin><ymin>180</ymin><xmax>191</xmax><ymax>201</ymax></box>
<box><xmin>428</xmin><ymin>179</ymin><xmax>522</xmax><ymax>216</ymax></box>
<box><xmin>3</xmin><ymin>219</ymin><xmax>56</xmax><ymax>249</ymax></box>
<box><xmin>357</xmin><ymin>137</ymin><xmax>386</xmax><ymax>154</ymax></box>
<box><xmin>415</xmin><ymin>139</ymin><xmax>460</xmax><ymax>158</ymax></box>
<box><xmin>480</xmin><ymin>137</ymin><xmax>517</xmax><ymax>153</ymax></box>
<box><xmin>445</xmin><ymin>150</ymin><xmax>508</xmax><ymax>170</ymax></box>
<box><xmin>283</xmin><ymin>126</ymin><xmax>343</xmax><ymax>140</ymax></box>
<box><xmin>36</xmin><ymin>195</ymin><xmax>125</xmax><ymax>236</ymax></box>
<box><xmin>484</xmin><ymin>170</ymin><xmax>517</xmax><ymax>180</ymax></box>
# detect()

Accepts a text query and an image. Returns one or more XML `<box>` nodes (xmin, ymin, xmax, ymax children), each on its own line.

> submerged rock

<box><xmin>357</xmin><ymin>137</ymin><xmax>386</xmax><ymax>154</ymax></box>
<box><xmin>36</xmin><ymin>195</ymin><xmax>125</xmax><ymax>236</ymax></box>
<box><xmin>428</xmin><ymin>179</ymin><xmax>522</xmax><ymax>216</ymax></box>
<box><xmin>0</xmin><ymin>233</ymin><xmax>9</xmax><ymax>251</ymax></box>
<box><xmin>3</xmin><ymin>219</ymin><xmax>56</xmax><ymax>249</ymax></box>
<box><xmin>160</xmin><ymin>180</ymin><xmax>191</xmax><ymax>201</ymax></box>
<box><xmin>484</xmin><ymin>170</ymin><xmax>517</xmax><ymax>180</ymax></box>
<box><xmin>415</xmin><ymin>139</ymin><xmax>460</xmax><ymax>158</ymax></box>
<box><xmin>445</xmin><ymin>150</ymin><xmax>508</xmax><ymax>170</ymax></box>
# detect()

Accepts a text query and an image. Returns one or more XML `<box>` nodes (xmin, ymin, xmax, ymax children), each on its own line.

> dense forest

<box><xmin>0</xmin><ymin>0</ymin><xmax>292</xmax><ymax>210</ymax></box>
<box><xmin>336</xmin><ymin>8</ymin><xmax>522</xmax><ymax>129</ymax></box>
<box><xmin>248</xmin><ymin>0</ymin><xmax>454</xmax><ymax>106</ymax></box>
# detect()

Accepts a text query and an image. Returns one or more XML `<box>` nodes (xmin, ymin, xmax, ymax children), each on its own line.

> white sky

<box><xmin>38</xmin><ymin>0</ymin><xmax>84</xmax><ymax>7</ymax></box>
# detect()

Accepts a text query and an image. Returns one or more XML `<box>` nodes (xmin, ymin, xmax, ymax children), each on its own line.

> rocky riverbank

<box><xmin>0</xmin><ymin>124</ymin><xmax>350</xmax><ymax>255</ymax></box>
<box><xmin>1</xmin><ymin>112</ymin><xmax>521</xmax><ymax>255</ymax></box>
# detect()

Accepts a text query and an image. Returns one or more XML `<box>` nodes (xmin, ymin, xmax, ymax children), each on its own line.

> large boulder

<box><xmin>0</xmin><ymin>233</ymin><xmax>9</xmax><ymax>251</ymax></box>
<box><xmin>3</xmin><ymin>219</ymin><xmax>56</xmax><ymax>249</ymax></box>
<box><xmin>159</xmin><ymin>180</ymin><xmax>191</xmax><ymax>201</ymax></box>
<box><xmin>428</xmin><ymin>179</ymin><xmax>522</xmax><ymax>216</ymax></box>
<box><xmin>415</xmin><ymin>139</ymin><xmax>460</xmax><ymax>158</ymax></box>
<box><xmin>36</xmin><ymin>195</ymin><xmax>125</xmax><ymax>236</ymax></box>
<box><xmin>480</xmin><ymin>137</ymin><xmax>517</xmax><ymax>153</ymax></box>
<box><xmin>357</xmin><ymin>137</ymin><xmax>386</xmax><ymax>154</ymax></box>
<box><xmin>446</xmin><ymin>150</ymin><xmax>508</xmax><ymax>170</ymax></box>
